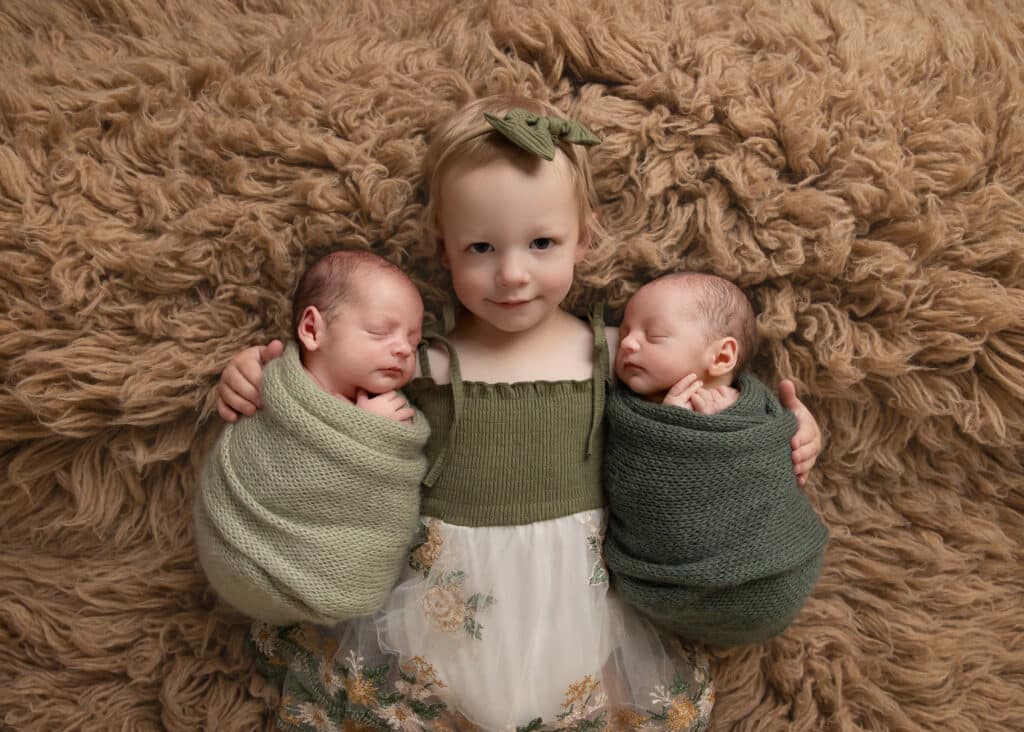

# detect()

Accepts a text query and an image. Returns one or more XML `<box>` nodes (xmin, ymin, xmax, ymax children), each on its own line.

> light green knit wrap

<box><xmin>603</xmin><ymin>372</ymin><xmax>829</xmax><ymax>647</ymax></box>
<box><xmin>194</xmin><ymin>343</ymin><xmax>430</xmax><ymax>625</ymax></box>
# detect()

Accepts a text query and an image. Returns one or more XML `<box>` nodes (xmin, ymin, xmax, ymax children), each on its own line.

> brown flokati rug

<box><xmin>2</xmin><ymin>0</ymin><xmax>1022</xmax><ymax>729</ymax></box>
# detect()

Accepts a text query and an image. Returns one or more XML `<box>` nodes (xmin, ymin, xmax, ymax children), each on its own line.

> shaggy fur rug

<box><xmin>2</xmin><ymin>0</ymin><xmax>1022</xmax><ymax>729</ymax></box>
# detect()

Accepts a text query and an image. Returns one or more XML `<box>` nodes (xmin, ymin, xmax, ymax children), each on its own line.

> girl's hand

<box><xmin>216</xmin><ymin>340</ymin><xmax>284</xmax><ymax>422</ymax></box>
<box><xmin>778</xmin><ymin>379</ymin><xmax>822</xmax><ymax>486</ymax></box>
<box><xmin>355</xmin><ymin>389</ymin><xmax>415</xmax><ymax>424</ymax></box>
<box><xmin>663</xmin><ymin>374</ymin><xmax>703</xmax><ymax>409</ymax></box>
<box><xmin>690</xmin><ymin>384</ymin><xmax>740</xmax><ymax>415</ymax></box>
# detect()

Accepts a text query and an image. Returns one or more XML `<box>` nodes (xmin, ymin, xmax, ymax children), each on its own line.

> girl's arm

<box><xmin>216</xmin><ymin>340</ymin><xmax>284</xmax><ymax>421</ymax></box>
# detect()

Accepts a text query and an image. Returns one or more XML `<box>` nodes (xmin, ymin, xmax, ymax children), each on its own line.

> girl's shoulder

<box><xmin>411</xmin><ymin>313</ymin><xmax>617</xmax><ymax>385</ymax></box>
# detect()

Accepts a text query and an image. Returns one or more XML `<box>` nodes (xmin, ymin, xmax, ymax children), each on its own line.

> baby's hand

<box><xmin>216</xmin><ymin>340</ymin><xmax>284</xmax><ymax>422</ymax></box>
<box><xmin>356</xmin><ymin>389</ymin><xmax>415</xmax><ymax>424</ymax></box>
<box><xmin>662</xmin><ymin>374</ymin><xmax>703</xmax><ymax>410</ymax></box>
<box><xmin>689</xmin><ymin>384</ymin><xmax>740</xmax><ymax>415</ymax></box>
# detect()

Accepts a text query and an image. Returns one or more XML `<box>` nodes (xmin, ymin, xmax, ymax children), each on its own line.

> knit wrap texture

<box><xmin>603</xmin><ymin>372</ymin><xmax>829</xmax><ymax>647</ymax></box>
<box><xmin>194</xmin><ymin>343</ymin><xmax>430</xmax><ymax>625</ymax></box>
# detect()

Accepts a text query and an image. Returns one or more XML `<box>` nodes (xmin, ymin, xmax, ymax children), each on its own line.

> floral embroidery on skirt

<box><xmin>249</xmin><ymin>510</ymin><xmax>713</xmax><ymax>731</ymax></box>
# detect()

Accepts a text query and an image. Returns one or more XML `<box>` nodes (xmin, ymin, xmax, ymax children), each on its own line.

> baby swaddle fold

<box><xmin>603</xmin><ymin>372</ymin><xmax>828</xmax><ymax>646</ymax></box>
<box><xmin>194</xmin><ymin>344</ymin><xmax>429</xmax><ymax>625</ymax></box>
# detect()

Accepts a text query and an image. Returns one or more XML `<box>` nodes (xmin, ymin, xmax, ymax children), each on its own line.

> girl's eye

<box><xmin>469</xmin><ymin>242</ymin><xmax>493</xmax><ymax>254</ymax></box>
<box><xmin>531</xmin><ymin>237</ymin><xmax>554</xmax><ymax>250</ymax></box>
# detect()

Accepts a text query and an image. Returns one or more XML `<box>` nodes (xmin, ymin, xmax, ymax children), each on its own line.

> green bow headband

<box><xmin>483</xmin><ymin>108</ymin><xmax>600</xmax><ymax>161</ymax></box>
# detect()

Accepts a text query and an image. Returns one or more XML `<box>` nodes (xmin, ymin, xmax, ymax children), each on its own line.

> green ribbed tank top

<box><xmin>403</xmin><ymin>304</ymin><xmax>609</xmax><ymax>527</ymax></box>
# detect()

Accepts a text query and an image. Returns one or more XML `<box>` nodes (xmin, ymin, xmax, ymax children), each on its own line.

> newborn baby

<box><xmin>604</xmin><ymin>272</ymin><xmax>829</xmax><ymax>646</ymax></box>
<box><xmin>194</xmin><ymin>251</ymin><xmax>431</xmax><ymax>625</ymax></box>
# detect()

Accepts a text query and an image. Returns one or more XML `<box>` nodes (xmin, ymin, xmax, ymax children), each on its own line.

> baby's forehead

<box><xmin>632</xmin><ymin>279</ymin><xmax>699</xmax><ymax>312</ymax></box>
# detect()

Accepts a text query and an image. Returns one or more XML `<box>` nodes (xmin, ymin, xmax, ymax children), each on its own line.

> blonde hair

<box><xmin>422</xmin><ymin>95</ymin><xmax>604</xmax><ymax>252</ymax></box>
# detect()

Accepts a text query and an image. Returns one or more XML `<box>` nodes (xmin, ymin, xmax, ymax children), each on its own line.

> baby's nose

<box><xmin>392</xmin><ymin>340</ymin><xmax>413</xmax><ymax>357</ymax></box>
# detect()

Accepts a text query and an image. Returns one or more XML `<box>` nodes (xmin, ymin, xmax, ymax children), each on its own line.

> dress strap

<box><xmin>416</xmin><ymin>341</ymin><xmax>433</xmax><ymax>379</ymax></box>
<box><xmin>586</xmin><ymin>301</ymin><xmax>608</xmax><ymax>458</ymax></box>
<box><xmin>421</xmin><ymin>333</ymin><xmax>464</xmax><ymax>488</ymax></box>
<box><xmin>419</xmin><ymin>300</ymin><xmax>460</xmax><ymax>380</ymax></box>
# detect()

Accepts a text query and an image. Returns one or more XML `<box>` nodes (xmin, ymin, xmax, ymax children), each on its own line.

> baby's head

<box><xmin>616</xmin><ymin>273</ymin><xmax>758</xmax><ymax>401</ymax></box>
<box><xmin>420</xmin><ymin>95</ymin><xmax>604</xmax><ymax>333</ymax></box>
<box><xmin>291</xmin><ymin>250</ymin><xmax>423</xmax><ymax>400</ymax></box>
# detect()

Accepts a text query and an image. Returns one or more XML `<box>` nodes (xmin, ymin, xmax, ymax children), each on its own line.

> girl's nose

<box><xmin>496</xmin><ymin>255</ymin><xmax>529</xmax><ymax>287</ymax></box>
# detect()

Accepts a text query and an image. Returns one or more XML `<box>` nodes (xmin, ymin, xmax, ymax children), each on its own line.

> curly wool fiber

<box><xmin>2</xmin><ymin>0</ymin><xmax>1022</xmax><ymax>729</ymax></box>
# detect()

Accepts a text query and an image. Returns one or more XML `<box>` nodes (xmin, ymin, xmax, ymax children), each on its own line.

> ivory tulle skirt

<box><xmin>251</xmin><ymin>509</ymin><xmax>713</xmax><ymax>731</ymax></box>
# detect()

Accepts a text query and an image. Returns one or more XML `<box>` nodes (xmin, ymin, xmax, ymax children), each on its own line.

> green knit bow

<box><xmin>483</xmin><ymin>108</ymin><xmax>600</xmax><ymax>160</ymax></box>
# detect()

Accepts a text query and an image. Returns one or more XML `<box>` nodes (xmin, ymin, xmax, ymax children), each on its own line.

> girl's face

<box><xmin>437</xmin><ymin>153</ymin><xmax>587</xmax><ymax>334</ymax></box>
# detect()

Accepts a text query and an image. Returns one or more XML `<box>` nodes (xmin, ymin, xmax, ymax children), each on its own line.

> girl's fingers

<box><xmin>224</xmin><ymin>371</ymin><xmax>262</xmax><ymax>410</ymax></box>
<box><xmin>218</xmin><ymin>385</ymin><xmax>258</xmax><ymax>417</ymax></box>
<box><xmin>794</xmin><ymin>454</ymin><xmax>817</xmax><ymax>477</ymax></box>
<box><xmin>236</xmin><ymin>363</ymin><xmax>265</xmax><ymax>404</ymax></box>
<box><xmin>258</xmin><ymin>339</ymin><xmax>285</xmax><ymax>364</ymax></box>
<box><xmin>791</xmin><ymin>442</ymin><xmax>818</xmax><ymax>465</ymax></box>
<box><xmin>216</xmin><ymin>401</ymin><xmax>239</xmax><ymax>423</ymax></box>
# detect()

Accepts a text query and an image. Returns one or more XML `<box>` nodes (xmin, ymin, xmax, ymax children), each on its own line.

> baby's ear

<box><xmin>296</xmin><ymin>306</ymin><xmax>325</xmax><ymax>352</ymax></box>
<box><xmin>708</xmin><ymin>337</ymin><xmax>739</xmax><ymax>376</ymax></box>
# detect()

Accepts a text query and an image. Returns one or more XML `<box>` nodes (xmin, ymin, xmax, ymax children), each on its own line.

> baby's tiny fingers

<box><xmin>667</xmin><ymin>373</ymin><xmax>700</xmax><ymax>396</ymax></box>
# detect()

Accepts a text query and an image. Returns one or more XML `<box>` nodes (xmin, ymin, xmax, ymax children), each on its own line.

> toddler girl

<box><xmin>210</xmin><ymin>96</ymin><xmax>822</xmax><ymax>730</ymax></box>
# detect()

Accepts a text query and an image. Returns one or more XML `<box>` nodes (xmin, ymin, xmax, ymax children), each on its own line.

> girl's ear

<box><xmin>707</xmin><ymin>337</ymin><xmax>738</xmax><ymax>377</ymax></box>
<box><xmin>296</xmin><ymin>306</ymin><xmax>326</xmax><ymax>352</ymax></box>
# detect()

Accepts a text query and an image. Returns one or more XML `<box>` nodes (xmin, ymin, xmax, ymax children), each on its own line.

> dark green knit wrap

<box><xmin>603</xmin><ymin>372</ymin><xmax>829</xmax><ymax>647</ymax></box>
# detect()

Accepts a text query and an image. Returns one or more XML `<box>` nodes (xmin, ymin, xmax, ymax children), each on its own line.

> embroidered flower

<box><xmin>394</xmin><ymin>678</ymin><xmax>431</xmax><ymax>702</ymax></box>
<box><xmin>410</xmin><ymin>519</ymin><xmax>445</xmax><ymax>576</ymax></box>
<box><xmin>344</xmin><ymin>673</ymin><xmax>378</xmax><ymax>707</ymax></box>
<box><xmin>318</xmin><ymin>658</ymin><xmax>345</xmax><ymax>695</ymax></box>
<box><xmin>250</xmin><ymin>621</ymin><xmax>277</xmax><ymax>656</ymax></box>
<box><xmin>612</xmin><ymin>708</ymin><xmax>650</xmax><ymax>731</ymax></box>
<box><xmin>666</xmin><ymin>696</ymin><xmax>699</xmax><ymax>730</ymax></box>
<box><xmin>586</xmin><ymin>534</ymin><xmax>609</xmax><ymax>586</ymax></box>
<box><xmin>423</xmin><ymin>584</ymin><xmax>466</xmax><ymax>632</ymax></box>
<box><xmin>421</xmin><ymin>571</ymin><xmax>495</xmax><ymax>640</ymax></box>
<box><xmin>563</xmin><ymin>674</ymin><xmax>602</xmax><ymax>708</ymax></box>
<box><xmin>378</xmin><ymin>702</ymin><xmax>420</xmax><ymax>731</ymax></box>
<box><xmin>400</xmin><ymin>655</ymin><xmax>447</xmax><ymax>690</ymax></box>
<box><xmin>294</xmin><ymin>701</ymin><xmax>336</xmax><ymax>732</ymax></box>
